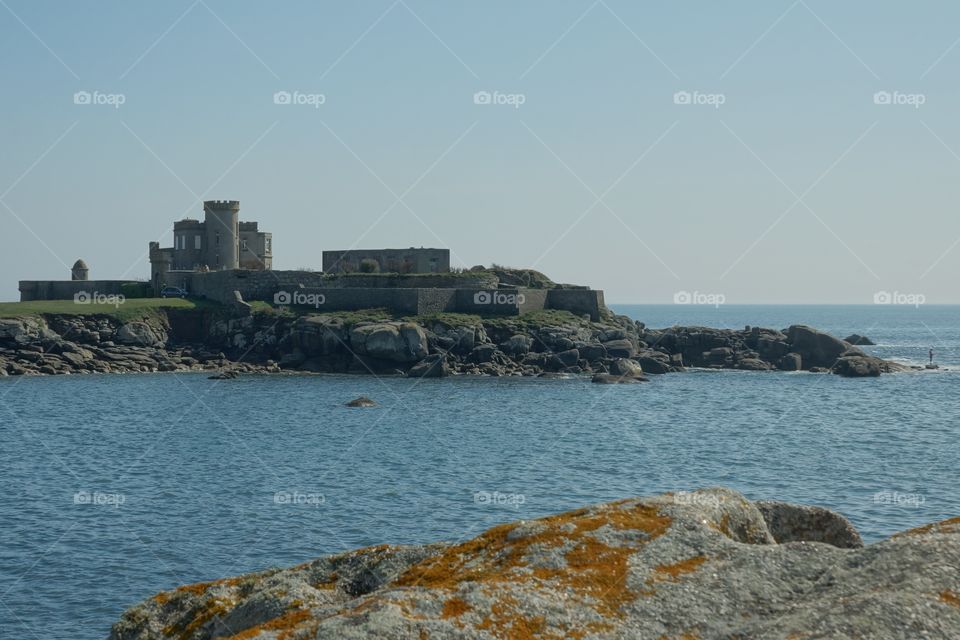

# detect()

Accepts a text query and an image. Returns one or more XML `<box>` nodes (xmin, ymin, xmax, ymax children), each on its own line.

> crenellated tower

<box><xmin>203</xmin><ymin>200</ymin><xmax>240</xmax><ymax>270</ymax></box>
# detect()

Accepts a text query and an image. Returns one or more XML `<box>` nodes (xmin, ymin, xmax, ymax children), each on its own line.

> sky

<box><xmin>2</xmin><ymin>1</ymin><xmax>960</xmax><ymax>303</ymax></box>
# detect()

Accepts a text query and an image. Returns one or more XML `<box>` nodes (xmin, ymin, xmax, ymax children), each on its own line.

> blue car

<box><xmin>160</xmin><ymin>286</ymin><xmax>188</xmax><ymax>299</ymax></box>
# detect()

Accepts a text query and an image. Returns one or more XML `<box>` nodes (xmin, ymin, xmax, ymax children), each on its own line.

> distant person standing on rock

<box><xmin>929</xmin><ymin>348</ymin><xmax>934</xmax><ymax>364</ymax></box>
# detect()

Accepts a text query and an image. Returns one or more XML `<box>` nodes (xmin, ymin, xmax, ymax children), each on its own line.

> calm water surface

<box><xmin>0</xmin><ymin>305</ymin><xmax>957</xmax><ymax>639</ymax></box>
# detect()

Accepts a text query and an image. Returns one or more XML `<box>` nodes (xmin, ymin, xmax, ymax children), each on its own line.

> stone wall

<box><xmin>19</xmin><ymin>280</ymin><xmax>137</xmax><ymax>302</ymax></box>
<box><xmin>322</xmin><ymin>248</ymin><xmax>450</xmax><ymax>273</ymax></box>
<box><xmin>19</xmin><ymin>271</ymin><xmax>606</xmax><ymax>320</ymax></box>
<box><xmin>453</xmin><ymin>289</ymin><xmax>548</xmax><ymax>316</ymax></box>
<box><xmin>547</xmin><ymin>289</ymin><xmax>605</xmax><ymax>321</ymax></box>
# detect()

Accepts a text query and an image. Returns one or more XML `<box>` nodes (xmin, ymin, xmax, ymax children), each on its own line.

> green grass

<box><xmin>250</xmin><ymin>302</ymin><xmax>394</xmax><ymax>324</ymax></box>
<box><xmin>480</xmin><ymin>309</ymin><xmax>596</xmax><ymax>330</ymax></box>
<box><xmin>406</xmin><ymin>312</ymin><xmax>484</xmax><ymax>327</ymax></box>
<box><xmin>0</xmin><ymin>298</ymin><xmax>217</xmax><ymax>321</ymax></box>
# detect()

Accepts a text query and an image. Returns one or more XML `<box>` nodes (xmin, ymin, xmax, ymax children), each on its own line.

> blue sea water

<box><xmin>0</xmin><ymin>304</ymin><xmax>957</xmax><ymax>639</ymax></box>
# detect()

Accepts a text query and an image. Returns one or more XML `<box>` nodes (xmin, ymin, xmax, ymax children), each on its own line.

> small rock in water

<box><xmin>346</xmin><ymin>396</ymin><xmax>376</xmax><ymax>407</ymax></box>
<box><xmin>844</xmin><ymin>334</ymin><xmax>876</xmax><ymax>346</ymax></box>
<box><xmin>207</xmin><ymin>370</ymin><xmax>238</xmax><ymax>380</ymax></box>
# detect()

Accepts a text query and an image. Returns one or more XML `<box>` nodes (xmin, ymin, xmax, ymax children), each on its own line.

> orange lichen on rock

<box><xmin>224</xmin><ymin>608</ymin><xmax>315</xmax><ymax>640</ymax></box>
<box><xmin>396</xmin><ymin>502</ymin><xmax>670</xmax><ymax>590</ymax></box>
<box><xmin>312</xmin><ymin>572</ymin><xmax>338</xmax><ymax>590</ymax></box>
<box><xmin>476</xmin><ymin>596</ymin><xmax>556</xmax><ymax>640</ymax></box>
<box><xmin>894</xmin><ymin>516</ymin><xmax>960</xmax><ymax>538</ymax></box>
<box><xmin>162</xmin><ymin>597</ymin><xmax>236</xmax><ymax>640</ymax></box>
<box><xmin>393</xmin><ymin>501</ymin><xmax>671</xmax><ymax>634</ymax></box>
<box><xmin>651</xmin><ymin>556</ymin><xmax>707</xmax><ymax>582</ymax></box>
<box><xmin>441</xmin><ymin>596</ymin><xmax>471</xmax><ymax>619</ymax></box>
<box><xmin>941</xmin><ymin>590</ymin><xmax>960</xmax><ymax>608</ymax></box>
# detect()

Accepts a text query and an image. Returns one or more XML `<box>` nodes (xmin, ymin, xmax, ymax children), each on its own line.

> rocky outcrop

<box><xmin>640</xmin><ymin>324</ymin><xmax>903</xmax><ymax>377</ymax></box>
<box><xmin>0</xmin><ymin>314</ymin><xmax>268</xmax><ymax>376</ymax></box>
<box><xmin>844</xmin><ymin>333</ymin><xmax>876</xmax><ymax>346</ymax></box>
<box><xmin>0</xmin><ymin>307</ymin><xmax>904</xmax><ymax>380</ymax></box>
<box><xmin>349</xmin><ymin>322</ymin><xmax>428</xmax><ymax>363</ymax></box>
<box><xmin>785</xmin><ymin>324</ymin><xmax>861</xmax><ymax>369</ymax></box>
<box><xmin>108</xmin><ymin>488</ymin><xmax>960</xmax><ymax>640</ymax></box>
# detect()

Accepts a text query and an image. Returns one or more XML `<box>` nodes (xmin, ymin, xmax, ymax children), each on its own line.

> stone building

<box><xmin>71</xmin><ymin>259</ymin><xmax>89</xmax><ymax>281</ymax></box>
<box><xmin>322</xmin><ymin>248</ymin><xmax>449</xmax><ymax>274</ymax></box>
<box><xmin>149</xmin><ymin>200</ymin><xmax>272</xmax><ymax>292</ymax></box>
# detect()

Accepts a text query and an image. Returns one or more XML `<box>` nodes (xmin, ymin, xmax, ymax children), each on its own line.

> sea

<box><xmin>0</xmin><ymin>304</ymin><xmax>957</xmax><ymax>639</ymax></box>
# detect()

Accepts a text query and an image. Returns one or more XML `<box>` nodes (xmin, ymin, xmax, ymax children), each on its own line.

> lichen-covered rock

<box><xmin>756</xmin><ymin>500</ymin><xmax>863</xmax><ymax>548</ymax></box>
<box><xmin>110</xmin><ymin>488</ymin><xmax>960</xmax><ymax>639</ymax></box>
<box><xmin>608</xmin><ymin>357</ymin><xmax>644</xmax><ymax>379</ymax></box>
<box><xmin>349</xmin><ymin>322</ymin><xmax>428</xmax><ymax>362</ymax></box>
<box><xmin>115</xmin><ymin>322</ymin><xmax>167</xmax><ymax>348</ymax></box>
<box><xmin>0</xmin><ymin>317</ymin><xmax>47</xmax><ymax>344</ymax></box>
<box><xmin>407</xmin><ymin>354</ymin><xmax>449</xmax><ymax>378</ymax></box>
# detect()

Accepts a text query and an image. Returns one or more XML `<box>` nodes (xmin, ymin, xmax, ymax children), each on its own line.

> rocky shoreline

<box><xmin>108</xmin><ymin>487</ymin><xmax>960</xmax><ymax>639</ymax></box>
<box><xmin>0</xmin><ymin>306</ymin><xmax>907</xmax><ymax>380</ymax></box>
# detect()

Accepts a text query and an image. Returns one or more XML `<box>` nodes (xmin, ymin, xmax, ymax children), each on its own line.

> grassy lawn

<box><xmin>0</xmin><ymin>298</ymin><xmax>216</xmax><ymax>321</ymax></box>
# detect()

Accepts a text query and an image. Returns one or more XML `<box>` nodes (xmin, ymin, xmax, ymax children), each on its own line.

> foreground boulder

<box><xmin>108</xmin><ymin>488</ymin><xmax>960</xmax><ymax>639</ymax></box>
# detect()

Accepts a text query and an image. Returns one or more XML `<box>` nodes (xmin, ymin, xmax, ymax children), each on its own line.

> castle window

<box><xmin>195</xmin><ymin>235</ymin><xmax>201</xmax><ymax>250</ymax></box>
<box><xmin>215</xmin><ymin>233</ymin><xmax>220</xmax><ymax>246</ymax></box>
<box><xmin>266</xmin><ymin>239</ymin><xmax>271</xmax><ymax>252</ymax></box>
<box><xmin>241</xmin><ymin>240</ymin><xmax>248</xmax><ymax>251</ymax></box>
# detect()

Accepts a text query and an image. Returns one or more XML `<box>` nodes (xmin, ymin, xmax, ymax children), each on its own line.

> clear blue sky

<box><xmin>2</xmin><ymin>0</ymin><xmax>960</xmax><ymax>303</ymax></box>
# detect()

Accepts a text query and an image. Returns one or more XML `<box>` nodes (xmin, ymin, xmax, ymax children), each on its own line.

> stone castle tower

<box><xmin>203</xmin><ymin>200</ymin><xmax>240</xmax><ymax>270</ymax></box>
<box><xmin>148</xmin><ymin>200</ymin><xmax>272</xmax><ymax>293</ymax></box>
